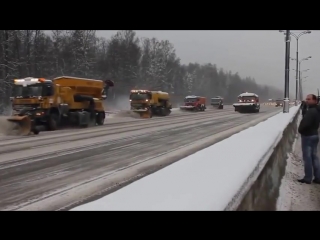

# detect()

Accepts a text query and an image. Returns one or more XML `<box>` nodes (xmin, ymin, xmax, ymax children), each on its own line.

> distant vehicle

<box><xmin>129</xmin><ymin>90</ymin><xmax>172</xmax><ymax>118</ymax></box>
<box><xmin>233</xmin><ymin>92</ymin><xmax>260</xmax><ymax>113</ymax></box>
<box><xmin>275</xmin><ymin>98</ymin><xmax>283</xmax><ymax>107</ymax></box>
<box><xmin>210</xmin><ymin>96</ymin><xmax>224</xmax><ymax>109</ymax></box>
<box><xmin>180</xmin><ymin>95</ymin><xmax>206</xmax><ymax>111</ymax></box>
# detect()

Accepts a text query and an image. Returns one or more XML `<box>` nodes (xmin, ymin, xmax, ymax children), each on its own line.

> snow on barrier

<box><xmin>72</xmin><ymin>106</ymin><xmax>300</xmax><ymax>211</ymax></box>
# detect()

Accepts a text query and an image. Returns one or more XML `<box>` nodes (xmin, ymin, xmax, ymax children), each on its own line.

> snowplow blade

<box><xmin>7</xmin><ymin>115</ymin><xmax>32</xmax><ymax>135</ymax></box>
<box><xmin>132</xmin><ymin>110</ymin><xmax>152</xmax><ymax>118</ymax></box>
<box><xmin>140</xmin><ymin>111</ymin><xmax>151</xmax><ymax>118</ymax></box>
<box><xmin>180</xmin><ymin>106</ymin><xmax>194</xmax><ymax>111</ymax></box>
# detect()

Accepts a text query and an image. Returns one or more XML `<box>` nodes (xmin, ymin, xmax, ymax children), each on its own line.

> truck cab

<box><xmin>233</xmin><ymin>92</ymin><xmax>260</xmax><ymax>113</ymax></box>
<box><xmin>129</xmin><ymin>90</ymin><xmax>171</xmax><ymax>118</ymax></box>
<box><xmin>129</xmin><ymin>90</ymin><xmax>152</xmax><ymax>111</ymax></box>
<box><xmin>210</xmin><ymin>96</ymin><xmax>224</xmax><ymax>109</ymax></box>
<box><xmin>180</xmin><ymin>95</ymin><xmax>206</xmax><ymax>111</ymax></box>
<box><xmin>11</xmin><ymin>77</ymin><xmax>55</xmax><ymax>117</ymax></box>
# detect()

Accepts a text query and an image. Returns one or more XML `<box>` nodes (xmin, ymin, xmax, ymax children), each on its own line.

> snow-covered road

<box><xmin>71</xmin><ymin>106</ymin><xmax>299</xmax><ymax>211</ymax></box>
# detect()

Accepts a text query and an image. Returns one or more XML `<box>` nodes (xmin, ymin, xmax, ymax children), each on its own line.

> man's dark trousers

<box><xmin>301</xmin><ymin>135</ymin><xmax>320</xmax><ymax>182</ymax></box>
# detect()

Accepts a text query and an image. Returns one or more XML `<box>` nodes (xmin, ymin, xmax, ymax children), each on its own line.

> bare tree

<box><xmin>0</xmin><ymin>29</ymin><xmax>285</xmax><ymax>114</ymax></box>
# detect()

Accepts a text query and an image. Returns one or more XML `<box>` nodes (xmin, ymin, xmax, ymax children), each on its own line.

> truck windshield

<box><xmin>185</xmin><ymin>98</ymin><xmax>198</xmax><ymax>103</ymax></box>
<box><xmin>130</xmin><ymin>93</ymin><xmax>151</xmax><ymax>100</ymax></box>
<box><xmin>13</xmin><ymin>84</ymin><xmax>42</xmax><ymax>97</ymax></box>
<box><xmin>240</xmin><ymin>96</ymin><xmax>256</xmax><ymax>101</ymax></box>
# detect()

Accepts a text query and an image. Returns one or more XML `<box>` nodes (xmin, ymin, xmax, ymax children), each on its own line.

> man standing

<box><xmin>298</xmin><ymin>94</ymin><xmax>320</xmax><ymax>184</ymax></box>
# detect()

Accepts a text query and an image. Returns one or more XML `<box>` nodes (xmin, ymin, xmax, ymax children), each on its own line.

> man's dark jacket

<box><xmin>298</xmin><ymin>104</ymin><xmax>320</xmax><ymax>136</ymax></box>
<box><xmin>301</xmin><ymin>101</ymin><xmax>307</xmax><ymax>117</ymax></box>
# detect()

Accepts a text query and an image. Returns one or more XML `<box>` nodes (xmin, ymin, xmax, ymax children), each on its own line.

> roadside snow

<box><xmin>72</xmin><ymin>106</ymin><xmax>300</xmax><ymax>211</ymax></box>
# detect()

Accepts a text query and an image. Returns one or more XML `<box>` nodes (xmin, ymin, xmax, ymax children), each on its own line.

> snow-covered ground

<box><xmin>71</xmin><ymin>106</ymin><xmax>300</xmax><ymax>211</ymax></box>
<box><xmin>277</xmin><ymin>118</ymin><xmax>320</xmax><ymax>211</ymax></box>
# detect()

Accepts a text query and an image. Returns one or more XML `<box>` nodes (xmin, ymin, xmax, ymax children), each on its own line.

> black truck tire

<box><xmin>96</xmin><ymin>112</ymin><xmax>105</xmax><ymax>125</ymax></box>
<box><xmin>47</xmin><ymin>113</ymin><xmax>59</xmax><ymax>131</ymax></box>
<box><xmin>33</xmin><ymin>129</ymin><xmax>40</xmax><ymax>135</ymax></box>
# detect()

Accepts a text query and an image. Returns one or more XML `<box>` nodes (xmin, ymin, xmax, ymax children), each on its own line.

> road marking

<box><xmin>109</xmin><ymin>142</ymin><xmax>140</xmax><ymax>150</ymax></box>
<box><xmin>30</xmin><ymin>141</ymin><xmax>71</xmax><ymax>149</ymax></box>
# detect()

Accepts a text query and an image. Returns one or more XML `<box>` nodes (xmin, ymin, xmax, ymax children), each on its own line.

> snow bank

<box><xmin>72</xmin><ymin>106</ymin><xmax>300</xmax><ymax>211</ymax></box>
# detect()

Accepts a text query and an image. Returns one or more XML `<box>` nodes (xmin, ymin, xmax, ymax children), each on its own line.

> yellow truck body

<box><xmin>8</xmin><ymin>76</ymin><xmax>114</xmax><ymax>135</ymax></box>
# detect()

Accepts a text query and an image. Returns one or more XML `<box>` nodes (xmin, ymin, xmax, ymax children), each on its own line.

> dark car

<box><xmin>210</xmin><ymin>96</ymin><xmax>223</xmax><ymax>109</ymax></box>
<box><xmin>275</xmin><ymin>98</ymin><xmax>283</xmax><ymax>107</ymax></box>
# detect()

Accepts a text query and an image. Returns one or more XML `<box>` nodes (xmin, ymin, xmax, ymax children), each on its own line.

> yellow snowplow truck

<box><xmin>129</xmin><ymin>90</ymin><xmax>172</xmax><ymax>118</ymax></box>
<box><xmin>7</xmin><ymin>76</ymin><xmax>114</xmax><ymax>135</ymax></box>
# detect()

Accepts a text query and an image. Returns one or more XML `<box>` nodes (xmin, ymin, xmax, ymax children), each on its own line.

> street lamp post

<box><xmin>282</xmin><ymin>30</ymin><xmax>311</xmax><ymax>106</ymax></box>
<box><xmin>300</xmin><ymin>75</ymin><xmax>309</xmax><ymax>98</ymax></box>
<box><xmin>283</xmin><ymin>30</ymin><xmax>291</xmax><ymax>113</ymax></box>
<box><xmin>299</xmin><ymin>57</ymin><xmax>311</xmax><ymax>100</ymax></box>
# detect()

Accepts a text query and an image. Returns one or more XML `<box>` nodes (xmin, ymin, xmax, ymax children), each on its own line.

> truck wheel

<box><xmin>147</xmin><ymin>108</ymin><xmax>153</xmax><ymax>118</ymax></box>
<box><xmin>33</xmin><ymin>129</ymin><xmax>40</xmax><ymax>135</ymax></box>
<box><xmin>47</xmin><ymin>113</ymin><xmax>59</xmax><ymax>131</ymax></box>
<box><xmin>96</xmin><ymin>112</ymin><xmax>105</xmax><ymax>125</ymax></box>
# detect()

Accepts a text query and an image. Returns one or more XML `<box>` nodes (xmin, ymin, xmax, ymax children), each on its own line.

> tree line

<box><xmin>0</xmin><ymin>30</ymin><xmax>283</xmax><ymax>113</ymax></box>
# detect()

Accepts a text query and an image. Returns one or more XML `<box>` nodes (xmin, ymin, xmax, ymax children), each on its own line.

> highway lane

<box><xmin>0</xmin><ymin>110</ymin><xmax>237</xmax><ymax>162</ymax></box>
<box><xmin>0</xmin><ymin>106</ymin><xmax>281</xmax><ymax>210</ymax></box>
<box><xmin>0</xmin><ymin>107</ymin><xmax>235</xmax><ymax>154</ymax></box>
<box><xmin>0</xmin><ymin>107</ymin><xmax>233</xmax><ymax>142</ymax></box>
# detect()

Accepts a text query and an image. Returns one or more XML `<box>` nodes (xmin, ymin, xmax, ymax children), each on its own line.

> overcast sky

<box><xmin>96</xmin><ymin>30</ymin><xmax>319</xmax><ymax>98</ymax></box>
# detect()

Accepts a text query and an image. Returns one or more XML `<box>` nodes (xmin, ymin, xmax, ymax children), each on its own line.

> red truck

<box><xmin>180</xmin><ymin>95</ymin><xmax>206</xmax><ymax>111</ymax></box>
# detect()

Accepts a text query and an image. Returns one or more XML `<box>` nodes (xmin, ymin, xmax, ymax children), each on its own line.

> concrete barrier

<box><xmin>229</xmin><ymin>108</ymin><xmax>300</xmax><ymax>211</ymax></box>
